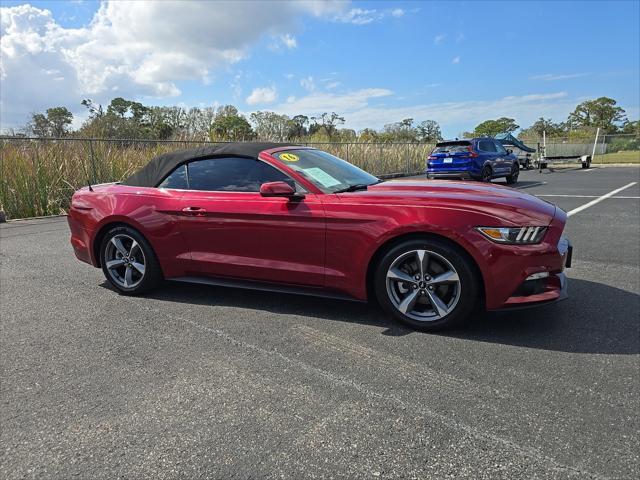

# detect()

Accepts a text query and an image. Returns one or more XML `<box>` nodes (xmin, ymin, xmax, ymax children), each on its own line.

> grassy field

<box><xmin>1</xmin><ymin>139</ymin><xmax>638</xmax><ymax>220</ymax></box>
<box><xmin>0</xmin><ymin>140</ymin><xmax>433</xmax><ymax>220</ymax></box>
<box><xmin>596</xmin><ymin>150</ymin><xmax>640</xmax><ymax>164</ymax></box>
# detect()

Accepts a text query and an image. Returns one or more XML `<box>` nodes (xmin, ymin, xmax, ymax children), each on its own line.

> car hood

<box><xmin>342</xmin><ymin>179</ymin><xmax>558</xmax><ymax>226</ymax></box>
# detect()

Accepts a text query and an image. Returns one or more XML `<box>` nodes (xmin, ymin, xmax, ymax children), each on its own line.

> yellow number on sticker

<box><xmin>280</xmin><ymin>153</ymin><xmax>299</xmax><ymax>162</ymax></box>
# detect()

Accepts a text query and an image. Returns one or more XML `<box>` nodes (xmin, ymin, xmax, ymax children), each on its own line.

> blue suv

<box><xmin>426</xmin><ymin>138</ymin><xmax>519</xmax><ymax>184</ymax></box>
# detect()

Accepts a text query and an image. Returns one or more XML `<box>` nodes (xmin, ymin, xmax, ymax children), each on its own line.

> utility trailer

<box><xmin>535</xmin><ymin>127</ymin><xmax>600</xmax><ymax>171</ymax></box>
<box><xmin>535</xmin><ymin>154</ymin><xmax>592</xmax><ymax>170</ymax></box>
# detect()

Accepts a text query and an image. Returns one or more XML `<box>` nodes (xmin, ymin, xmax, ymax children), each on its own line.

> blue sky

<box><xmin>1</xmin><ymin>0</ymin><xmax>638</xmax><ymax>137</ymax></box>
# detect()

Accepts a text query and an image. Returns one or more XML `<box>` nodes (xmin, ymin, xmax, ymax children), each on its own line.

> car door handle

<box><xmin>182</xmin><ymin>206</ymin><xmax>207</xmax><ymax>217</ymax></box>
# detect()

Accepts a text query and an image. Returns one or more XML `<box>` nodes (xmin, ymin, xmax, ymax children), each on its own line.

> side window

<box><xmin>187</xmin><ymin>157</ymin><xmax>290</xmax><ymax>192</ymax></box>
<box><xmin>494</xmin><ymin>141</ymin><xmax>507</xmax><ymax>154</ymax></box>
<box><xmin>158</xmin><ymin>164</ymin><xmax>188</xmax><ymax>189</ymax></box>
<box><xmin>478</xmin><ymin>140</ymin><xmax>496</xmax><ymax>152</ymax></box>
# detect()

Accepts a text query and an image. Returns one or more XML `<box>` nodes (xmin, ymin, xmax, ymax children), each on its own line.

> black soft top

<box><xmin>122</xmin><ymin>142</ymin><xmax>293</xmax><ymax>187</ymax></box>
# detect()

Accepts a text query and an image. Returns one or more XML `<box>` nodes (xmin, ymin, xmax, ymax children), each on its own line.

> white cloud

<box><xmin>0</xmin><ymin>0</ymin><xmax>347</xmax><ymax>128</ymax></box>
<box><xmin>300</xmin><ymin>76</ymin><xmax>316</xmax><ymax>92</ymax></box>
<box><xmin>281</xmin><ymin>34</ymin><xmax>297</xmax><ymax>49</ymax></box>
<box><xmin>434</xmin><ymin>34</ymin><xmax>446</xmax><ymax>45</ymax></box>
<box><xmin>274</xmin><ymin>88</ymin><xmax>393</xmax><ymax>117</ymax></box>
<box><xmin>333</xmin><ymin>6</ymin><xmax>407</xmax><ymax>25</ymax></box>
<box><xmin>268</xmin><ymin>33</ymin><xmax>298</xmax><ymax>52</ymax></box>
<box><xmin>246</xmin><ymin>86</ymin><xmax>278</xmax><ymax>105</ymax></box>
<box><xmin>530</xmin><ymin>73</ymin><xmax>590</xmax><ymax>81</ymax></box>
<box><xmin>334</xmin><ymin>8</ymin><xmax>380</xmax><ymax>25</ymax></box>
<box><xmin>325</xmin><ymin>81</ymin><xmax>341</xmax><ymax>89</ymax></box>
<box><xmin>452</xmin><ymin>56</ymin><xmax>461</xmax><ymax>64</ymax></box>
<box><xmin>268</xmin><ymin>89</ymin><xmax>574</xmax><ymax>134</ymax></box>
<box><xmin>340</xmin><ymin>92</ymin><xmax>572</xmax><ymax>132</ymax></box>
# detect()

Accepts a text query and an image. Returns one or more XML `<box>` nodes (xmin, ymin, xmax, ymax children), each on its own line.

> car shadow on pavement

<box><xmin>453</xmin><ymin>278</ymin><xmax>639</xmax><ymax>355</ymax></box>
<box><xmin>104</xmin><ymin>277</ymin><xmax>639</xmax><ymax>355</ymax></box>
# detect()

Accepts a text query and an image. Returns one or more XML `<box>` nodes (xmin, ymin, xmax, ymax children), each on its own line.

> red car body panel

<box><xmin>67</xmin><ymin>146</ymin><xmax>569</xmax><ymax>310</ymax></box>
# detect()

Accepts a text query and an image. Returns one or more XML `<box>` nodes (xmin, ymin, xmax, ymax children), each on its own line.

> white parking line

<box><xmin>579</xmin><ymin>168</ymin><xmax>598</xmax><ymax>172</ymax></box>
<box><xmin>537</xmin><ymin>194</ymin><xmax>640</xmax><ymax>199</ymax></box>
<box><xmin>566</xmin><ymin>182</ymin><xmax>638</xmax><ymax>217</ymax></box>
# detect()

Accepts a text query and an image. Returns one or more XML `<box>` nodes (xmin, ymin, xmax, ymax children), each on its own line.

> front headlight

<box><xmin>476</xmin><ymin>226</ymin><xmax>547</xmax><ymax>244</ymax></box>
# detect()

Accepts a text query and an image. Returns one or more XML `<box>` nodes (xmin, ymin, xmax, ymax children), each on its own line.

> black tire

<box><xmin>506</xmin><ymin>162</ymin><xmax>519</xmax><ymax>184</ymax></box>
<box><xmin>373</xmin><ymin>238</ymin><xmax>480</xmax><ymax>331</ymax></box>
<box><xmin>480</xmin><ymin>166</ymin><xmax>492</xmax><ymax>182</ymax></box>
<box><xmin>100</xmin><ymin>225</ymin><xmax>163</xmax><ymax>295</ymax></box>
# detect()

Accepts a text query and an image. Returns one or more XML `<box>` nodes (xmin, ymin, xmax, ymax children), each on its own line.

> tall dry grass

<box><xmin>1</xmin><ymin>139</ymin><xmax>433</xmax><ymax>220</ymax></box>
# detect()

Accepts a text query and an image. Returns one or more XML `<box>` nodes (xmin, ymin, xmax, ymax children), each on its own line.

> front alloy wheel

<box><xmin>386</xmin><ymin>250</ymin><xmax>461</xmax><ymax>322</ymax></box>
<box><xmin>374</xmin><ymin>238</ymin><xmax>479</xmax><ymax>330</ymax></box>
<box><xmin>506</xmin><ymin>163</ymin><xmax>519</xmax><ymax>184</ymax></box>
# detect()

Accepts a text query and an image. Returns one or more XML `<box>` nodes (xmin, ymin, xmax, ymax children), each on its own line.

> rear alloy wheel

<box><xmin>374</xmin><ymin>239</ymin><xmax>479</xmax><ymax>330</ymax></box>
<box><xmin>506</xmin><ymin>163</ymin><xmax>520</xmax><ymax>184</ymax></box>
<box><xmin>481</xmin><ymin>166</ymin><xmax>492</xmax><ymax>182</ymax></box>
<box><xmin>100</xmin><ymin>226</ymin><xmax>162</xmax><ymax>295</ymax></box>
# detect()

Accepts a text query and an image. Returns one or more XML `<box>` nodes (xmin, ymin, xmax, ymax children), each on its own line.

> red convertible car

<box><xmin>68</xmin><ymin>143</ymin><xmax>571</xmax><ymax>330</ymax></box>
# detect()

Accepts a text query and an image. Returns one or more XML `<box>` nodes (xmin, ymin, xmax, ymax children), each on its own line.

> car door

<box><xmin>493</xmin><ymin>140</ymin><xmax>512</xmax><ymax>174</ymax></box>
<box><xmin>169</xmin><ymin>156</ymin><xmax>326</xmax><ymax>287</ymax></box>
<box><xmin>477</xmin><ymin>139</ymin><xmax>499</xmax><ymax>175</ymax></box>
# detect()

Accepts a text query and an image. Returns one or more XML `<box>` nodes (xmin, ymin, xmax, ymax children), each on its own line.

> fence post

<box><xmin>405</xmin><ymin>143</ymin><xmax>410</xmax><ymax>175</ymax></box>
<box><xmin>591</xmin><ymin>127</ymin><xmax>600</xmax><ymax>166</ymax></box>
<box><xmin>88</xmin><ymin>139</ymin><xmax>98</xmax><ymax>184</ymax></box>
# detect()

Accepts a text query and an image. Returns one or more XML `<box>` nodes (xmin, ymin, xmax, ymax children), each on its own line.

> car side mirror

<box><xmin>260</xmin><ymin>181</ymin><xmax>304</xmax><ymax>200</ymax></box>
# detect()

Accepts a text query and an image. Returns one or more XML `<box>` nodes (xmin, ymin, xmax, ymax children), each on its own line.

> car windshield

<box><xmin>432</xmin><ymin>142</ymin><xmax>471</xmax><ymax>154</ymax></box>
<box><xmin>271</xmin><ymin>149</ymin><xmax>380</xmax><ymax>193</ymax></box>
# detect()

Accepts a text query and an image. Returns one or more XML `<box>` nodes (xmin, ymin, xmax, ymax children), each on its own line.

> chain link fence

<box><xmin>0</xmin><ymin>137</ymin><xmax>434</xmax><ymax>220</ymax></box>
<box><xmin>2</xmin><ymin>134</ymin><xmax>637</xmax><ymax>220</ymax></box>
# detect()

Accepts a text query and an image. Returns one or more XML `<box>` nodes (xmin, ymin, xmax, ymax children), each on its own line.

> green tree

<box><xmin>29</xmin><ymin>113</ymin><xmax>51</xmax><ymax>137</ymax></box>
<box><xmin>621</xmin><ymin>120</ymin><xmax>639</xmax><ymax>135</ymax></box>
<box><xmin>473</xmin><ymin>117</ymin><xmax>519</xmax><ymax>137</ymax></box>
<box><xmin>289</xmin><ymin>115</ymin><xmax>309</xmax><ymax>138</ymax></box>
<box><xmin>519</xmin><ymin>117</ymin><xmax>565</xmax><ymax>139</ymax></box>
<box><xmin>46</xmin><ymin>107</ymin><xmax>74</xmax><ymax>137</ymax></box>
<box><xmin>358</xmin><ymin>128</ymin><xmax>379</xmax><ymax>142</ymax></box>
<box><xmin>415</xmin><ymin>120</ymin><xmax>442</xmax><ymax>143</ymax></box>
<box><xmin>381</xmin><ymin>118</ymin><xmax>417</xmax><ymax>142</ymax></box>
<box><xmin>210</xmin><ymin>105</ymin><xmax>253</xmax><ymax>141</ymax></box>
<box><xmin>250</xmin><ymin>111</ymin><xmax>292</xmax><ymax>141</ymax></box>
<box><xmin>309</xmin><ymin>112</ymin><xmax>345</xmax><ymax>139</ymax></box>
<box><xmin>27</xmin><ymin>107</ymin><xmax>73</xmax><ymax>137</ymax></box>
<box><xmin>568</xmin><ymin>97</ymin><xmax>627</xmax><ymax>133</ymax></box>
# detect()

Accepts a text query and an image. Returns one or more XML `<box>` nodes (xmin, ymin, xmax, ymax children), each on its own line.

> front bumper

<box><xmin>489</xmin><ymin>237</ymin><xmax>572</xmax><ymax>311</ymax></box>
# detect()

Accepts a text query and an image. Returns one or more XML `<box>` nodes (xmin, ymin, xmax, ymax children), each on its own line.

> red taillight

<box><xmin>428</xmin><ymin>155</ymin><xmax>437</xmax><ymax>160</ymax></box>
<box><xmin>467</xmin><ymin>146</ymin><xmax>479</xmax><ymax>157</ymax></box>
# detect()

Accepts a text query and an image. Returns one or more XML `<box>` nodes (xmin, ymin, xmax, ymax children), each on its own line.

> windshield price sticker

<box><xmin>302</xmin><ymin>167</ymin><xmax>341</xmax><ymax>187</ymax></box>
<box><xmin>279</xmin><ymin>153</ymin><xmax>299</xmax><ymax>162</ymax></box>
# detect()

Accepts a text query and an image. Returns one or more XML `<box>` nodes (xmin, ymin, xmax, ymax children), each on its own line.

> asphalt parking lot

<box><xmin>1</xmin><ymin>166</ymin><xmax>639</xmax><ymax>479</ymax></box>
